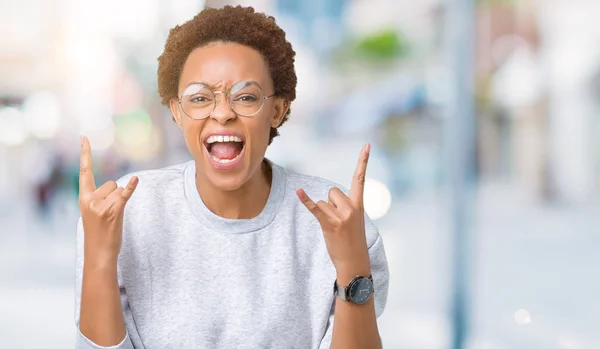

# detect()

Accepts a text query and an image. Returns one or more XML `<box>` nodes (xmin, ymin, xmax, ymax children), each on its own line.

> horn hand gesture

<box><xmin>297</xmin><ymin>144</ymin><xmax>372</xmax><ymax>279</ymax></box>
<box><xmin>78</xmin><ymin>136</ymin><xmax>139</xmax><ymax>264</ymax></box>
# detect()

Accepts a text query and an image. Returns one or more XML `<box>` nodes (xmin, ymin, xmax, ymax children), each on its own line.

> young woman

<box><xmin>75</xmin><ymin>6</ymin><xmax>389</xmax><ymax>349</ymax></box>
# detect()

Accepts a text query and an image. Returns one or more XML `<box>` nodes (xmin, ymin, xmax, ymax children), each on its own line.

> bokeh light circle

<box><xmin>363</xmin><ymin>178</ymin><xmax>392</xmax><ymax>220</ymax></box>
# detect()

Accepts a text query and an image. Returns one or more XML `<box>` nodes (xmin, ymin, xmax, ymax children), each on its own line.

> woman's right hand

<box><xmin>78</xmin><ymin>136</ymin><xmax>139</xmax><ymax>265</ymax></box>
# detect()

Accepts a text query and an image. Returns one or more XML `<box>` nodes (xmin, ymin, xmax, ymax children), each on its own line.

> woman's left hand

<box><xmin>297</xmin><ymin>144</ymin><xmax>372</xmax><ymax>278</ymax></box>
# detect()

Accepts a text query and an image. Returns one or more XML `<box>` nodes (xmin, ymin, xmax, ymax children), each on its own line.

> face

<box><xmin>170</xmin><ymin>42</ymin><xmax>288</xmax><ymax>192</ymax></box>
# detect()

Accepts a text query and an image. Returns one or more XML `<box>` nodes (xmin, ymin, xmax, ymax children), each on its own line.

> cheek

<box><xmin>182</xmin><ymin>120</ymin><xmax>204</xmax><ymax>151</ymax></box>
<box><xmin>249</xmin><ymin>115</ymin><xmax>273</xmax><ymax>148</ymax></box>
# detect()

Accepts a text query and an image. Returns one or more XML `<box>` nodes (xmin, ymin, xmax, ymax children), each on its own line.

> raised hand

<box><xmin>297</xmin><ymin>144</ymin><xmax>372</xmax><ymax>278</ymax></box>
<box><xmin>78</xmin><ymin>136</ymin><xmax>139</xmax><ymax>264</ymax></box>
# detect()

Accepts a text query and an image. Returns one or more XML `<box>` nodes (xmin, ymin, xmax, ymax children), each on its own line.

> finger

<box><xmin>94</xmin><ymin>181</ymin><xmax>118</xmax><ymax>200</ymax></box>
<box><xmin>327</xmin><ymin>187</ymin><xmax>351</xmax><ymax>210</ymax></box>
<box><xmin>349</xmin><ymin>144</ymin><xmax>370</xmax><ymax>207</ymax></box>
<box><xmin>296</xmin><ymin>188</ymin><xmax>328</xmax><ymax>222</ymax></box>
<box><xmin>79</xmin><ymin>136</ymin><xmax>96</xmax><ymax>194</ymax></box>
<box><xmin>105</xmin><ymin>187</ymin><xmax>125</xmax><ymax>210</ymax></box>
<box><xmin>121</xmin><ymin>176</ymin><xmax>139</xmax><ymax>203</ymax></box>
<box><xmin>316</xmin><ymin>200</ymin><xmax>338</xmax><ymax>220</ymax></box>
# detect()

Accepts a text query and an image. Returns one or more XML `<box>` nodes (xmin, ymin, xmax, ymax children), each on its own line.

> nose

<box><xmin>210</xmin><ymin>92</ymin><xmax>236</xmax><ymax>124</ymax></box>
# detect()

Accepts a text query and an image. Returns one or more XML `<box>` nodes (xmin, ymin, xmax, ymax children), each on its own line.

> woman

<box><xmin>75</xmin><ymin>6</ymin><xmax>389</xmax><ymax>349</ymax></box>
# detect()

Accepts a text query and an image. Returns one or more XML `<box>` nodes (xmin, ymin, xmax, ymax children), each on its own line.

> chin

<box><xmin>203</xmin><ymin>168</ymin><xmax>250</xmax><ymax>192</ymax></box>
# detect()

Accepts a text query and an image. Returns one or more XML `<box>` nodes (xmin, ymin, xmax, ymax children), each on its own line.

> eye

<box><xmin>234</xmin><ymin>94</ymin><xmax>258</xmax><ymax>103</ymax></box>
<box><xmin>189</xmin><ymin>95</ymin><xmax>212</xmax><ymax>103</ymax></box>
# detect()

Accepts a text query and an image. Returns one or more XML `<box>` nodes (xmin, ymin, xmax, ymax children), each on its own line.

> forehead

<box><xmin>179</xmin><ymin>42</ymin><xmax>271</xmax><ymax>91</ymax></box>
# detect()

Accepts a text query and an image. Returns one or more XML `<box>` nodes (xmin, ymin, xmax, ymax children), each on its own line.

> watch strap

<box><xmin>334</xmin><ymin>280</ymin><xmax>349</xmax><ymax>301</ymax></box>
<box><xmin>333</xmin><ymin>274</ymin><xmax>373</xmax><ymax>302</ymax></box>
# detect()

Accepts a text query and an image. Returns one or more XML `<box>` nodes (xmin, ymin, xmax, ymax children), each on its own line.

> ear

<box><xmin>169</xmin><ymin>98</ymin><xmax>183</xmax><ymax>129</ymax></box>
<box><xmin>270</xmin><ymin>98</ymin><xmax>290</xmax><ymax>128</ymax></box>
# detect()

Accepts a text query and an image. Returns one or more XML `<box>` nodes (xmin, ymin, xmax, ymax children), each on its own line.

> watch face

<box><xmin>349</xmin><ymin>277</ymin><xmax>374</xmax><ymax>304</ymax></box>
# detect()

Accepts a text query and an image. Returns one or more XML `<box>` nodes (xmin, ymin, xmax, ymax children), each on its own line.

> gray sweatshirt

<box><xmin>75</xmin><ymin>160</ymin><xmax>389</xmax><ymax>349</ymax></box>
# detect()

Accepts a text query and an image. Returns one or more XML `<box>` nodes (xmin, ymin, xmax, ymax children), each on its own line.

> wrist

<box><xmin>336</xmin><ymin>263</ymin><xmax>371</xmax><ymax>285</ymax></box>
<box><xmin>83</xmin><ymin>252</ymin><xmax>119</xmax><ymax>273</ymax></box>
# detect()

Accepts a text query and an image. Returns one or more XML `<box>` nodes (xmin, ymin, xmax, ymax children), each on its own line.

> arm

<box><xmin>330</xmin><ymin>233</ymin><xmax>388</xmax><ymax>349</ymax></box>
<box><xmin>331</xmin><ymin>280</ymin><xmax>380</xmax><ymax>349</ymax></box>
<box><xmin>80</xmin><ymin>260</ymin><xmax>125</xmax><ymax>343</ymax></box>
<box><xmin>298</xmin><ymin>144</ymin><xmax>389</xmax><ymax>349</ymax></box>
<box><xmin>75</xmin><ymin>219</ymin><xmax>133</xmax><ymax>349</ymax></box>
<box><xmin>318</xmin><ymin>232</ymin><xmax>389</xmax><ymax>349</ymax></box>
<box><xmin>75</xmin><ymin>136</ymin><xmax>137</xmax><ymax>349</ymax></box>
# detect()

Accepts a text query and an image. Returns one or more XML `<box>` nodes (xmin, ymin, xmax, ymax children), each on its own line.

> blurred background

<box><xmin>1</xmin><ymin>0</ymin><xmax>599</xmax><ymax>348</ymax></box>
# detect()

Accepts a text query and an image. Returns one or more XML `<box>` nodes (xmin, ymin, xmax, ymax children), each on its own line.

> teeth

<box><xmin>206</xmin><ymin>135</ymin><xmax>243</xmax><ymax>144</ymax></box>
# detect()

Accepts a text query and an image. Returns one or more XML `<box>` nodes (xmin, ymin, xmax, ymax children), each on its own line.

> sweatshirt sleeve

<box><xmin>74</xmin><ymin>218</ymin><xmax>140</xmax><ymax>349</ymax></box>
<box><xmin>318</xmin><ymin>214</ymin><xmax>390</xmax><ymax>348</ymax></box>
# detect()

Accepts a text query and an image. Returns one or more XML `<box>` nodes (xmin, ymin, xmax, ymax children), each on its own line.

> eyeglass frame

<box><xmin>177</xmin><ymin>80</ymin><xmax>276</xmax><ymax>120</ymax></box>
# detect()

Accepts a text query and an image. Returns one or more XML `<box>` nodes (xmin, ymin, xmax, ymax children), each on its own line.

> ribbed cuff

<box><xmin>77</xmin><ymin>328</ymin><xmax>134</xmax><ymax>349</ymax></box>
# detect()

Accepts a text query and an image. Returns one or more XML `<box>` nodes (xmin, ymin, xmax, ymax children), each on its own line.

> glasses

<box><xmin>178</xmin><ymin>80</ymin><xmax>275</xmax><ymax>120</ymax></box>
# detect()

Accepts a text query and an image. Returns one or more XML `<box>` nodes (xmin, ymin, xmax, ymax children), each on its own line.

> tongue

<box><xmin>210</xmin><ymin>142</ymin><xmax>243</xmax><ymax>160</ymax></box>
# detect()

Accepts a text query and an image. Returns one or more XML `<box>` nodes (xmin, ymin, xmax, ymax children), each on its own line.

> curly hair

<box><xmin>157</xmin><ymin>5</ymin><xmax>297</xmax><ymax>144</ymax></box>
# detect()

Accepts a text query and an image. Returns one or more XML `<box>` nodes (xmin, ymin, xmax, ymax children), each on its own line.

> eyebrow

<box><xmin>184</xmin><ymin>80</ymin><xmax>259</xmax><ymax>90</ymax></box>
<box><xmin>186</xmin><ymin>81</ymin><xmax>215</xmax><ymax>89</ymax></box>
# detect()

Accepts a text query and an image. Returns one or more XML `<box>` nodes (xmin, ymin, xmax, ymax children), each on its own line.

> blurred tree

<box><xmin>330</xmin><ymin>28</ymin><xmax>410</xmax><ymax>72</ymax></box>
<box><xmin>355</xmin><ymin>30</ymin><xmax>408</xmax><ymax>61</ymax></box>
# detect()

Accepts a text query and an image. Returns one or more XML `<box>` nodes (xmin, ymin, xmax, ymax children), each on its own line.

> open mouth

<box><xmin>204</xmin><ymin>134</ymin><xmax>245</xmax><ymax>164</ymax></box>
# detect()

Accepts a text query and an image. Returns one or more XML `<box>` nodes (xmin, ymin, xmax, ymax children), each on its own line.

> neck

<box><xmin>195</xmin><ymin>160</ymin><xmax>272</xmax><ymax>219</ymax></box>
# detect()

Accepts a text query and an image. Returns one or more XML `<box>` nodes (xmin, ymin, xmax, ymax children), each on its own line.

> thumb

<box><xmin>121</xmin><ymin>176</ymin><xmax>139</xmax><ymax>203</ymax></box>
<box><xmin>296</xmin><ymin>188</ymin><xmax>326</xmax><ymax>223</ymax></box>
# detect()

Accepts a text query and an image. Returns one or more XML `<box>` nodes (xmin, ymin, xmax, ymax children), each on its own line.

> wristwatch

<box><xmin>334</xmin><ymin>275</ymin><xmax>374</xmax><ymax>305</ymax></box>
